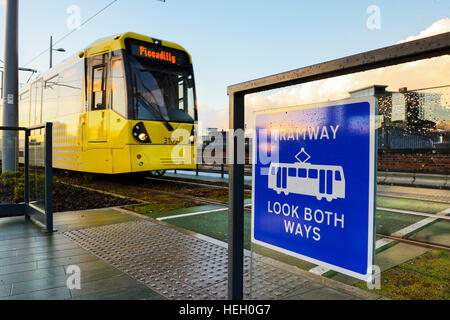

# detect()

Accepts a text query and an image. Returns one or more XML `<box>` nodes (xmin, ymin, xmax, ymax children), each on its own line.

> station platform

<box><xmin>0</xmin><ymin>207</ymin><xmax>383</xmax><ymax>300</ymax></box>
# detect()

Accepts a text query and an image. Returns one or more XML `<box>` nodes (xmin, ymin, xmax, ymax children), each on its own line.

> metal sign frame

<box><xmin>251</xmin><ymin>97</ymin><xmax>377</xmax><ymax>281</ymax></box>
<box><xmin>227</xmin><ymin>31</ymin><xmax>450</xmax><ymax>300</ymax></box>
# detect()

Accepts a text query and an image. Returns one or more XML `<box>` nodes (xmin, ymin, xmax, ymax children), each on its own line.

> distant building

<box><xmin>348</xmin><ymin>85</ymin><xmax>447</xmax><ymax>150</ymax></box>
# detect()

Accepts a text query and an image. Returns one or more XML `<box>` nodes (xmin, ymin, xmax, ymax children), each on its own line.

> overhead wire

<box><xmin>23</xmin><ymin>0</ymin><xmax>119</xmax><ymax>68</ymax></box>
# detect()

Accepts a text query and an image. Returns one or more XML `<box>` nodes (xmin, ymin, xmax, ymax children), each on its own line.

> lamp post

<box><xmin>49</xmin><ymin>36</ymin><xmax>66</xmax><ymax>69</ymax></box>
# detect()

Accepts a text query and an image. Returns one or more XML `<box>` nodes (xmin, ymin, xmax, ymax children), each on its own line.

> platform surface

<box><xmin>0</xmin><ymin>207</ymin><xmax>383</xmax><ymax>300</ymax></box>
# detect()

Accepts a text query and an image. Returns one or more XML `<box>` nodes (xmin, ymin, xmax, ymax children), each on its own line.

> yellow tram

<box><xmin>17</xmin><ymin>32</ymin><xmax>197</xmax><ymax>174</ymax></box>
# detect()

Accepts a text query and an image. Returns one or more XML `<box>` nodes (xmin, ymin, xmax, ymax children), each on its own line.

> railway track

<box><xmin>145</xmin><ymin>176</ymin><xmax>253</xmax><ymax>194</ymax></box>
<box><xmin>149</xmin><ymin>174</ymin><xmax>450</xmax><ymax>204</ymax></box>
<box><xmin>375</xmin><ymin>234</ymin><xmax>450</xmax><ymax>252</ymax></box>
<box><xmin>377</xmin><ymin>191</ymin><xmax>450</xmax><ymax>204</ymax></box>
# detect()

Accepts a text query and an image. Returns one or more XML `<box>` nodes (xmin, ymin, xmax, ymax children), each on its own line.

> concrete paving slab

<box><xmin>0</xmin><ymin>284</ymin><xmax>11</xmax><ymax>298</ymax></box>
<box><xmin>0</xmin><ymin>215</ymin><xmax>164</xmax><ymax>300</ymax></box>
<box><xmin>297</xmin><ymin>286</ymin><xmax>359</xmax><ymax>300</ymax></box>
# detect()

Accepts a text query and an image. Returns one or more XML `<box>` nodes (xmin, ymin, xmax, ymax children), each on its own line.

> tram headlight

<box><xmin>133</xmin><ymin>122</ymin><xmax>151</xmax><ymax>143</ymax></box>
<box><xmin>138</xmin><ymin>133</ymin><xmax>148</xmax><ymax>141</ymax></box>
<box><xmin>189</xmin><ymin>127</ymin><xmax>196</xmax><ymax>144</ymax></box>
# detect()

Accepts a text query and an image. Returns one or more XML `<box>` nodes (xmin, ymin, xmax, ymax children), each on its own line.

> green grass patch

<box><xmin>125</xmin><ymin>194</ymin><xmax>199</xmax><ymax>218</ymax></box>
<box><xmin>377</xmin><ymin>196</ymin><xmax>449</xmax><ymax>214</ymax></box>
<box><xmin>355</xmin><ymin>250</ymin><xmax>450</xmax><ymax>300</ymax></box>
<box><xmin>400</xmin><ymin>250</ymin><xmax>450</xmax><ymax>280</ymax></box>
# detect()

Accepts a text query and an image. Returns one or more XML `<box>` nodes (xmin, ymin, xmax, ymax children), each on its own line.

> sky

<box><xmin>0</xmin><ymin>0</ymin><xmax>449</xmax><ymax>130</ymax></box>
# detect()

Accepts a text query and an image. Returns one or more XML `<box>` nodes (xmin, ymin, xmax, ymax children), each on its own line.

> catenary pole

<box><xmin>2</xmin><ymin>0</ymin><xmax>19</xmax><ymax>173</ymax></box>
<box><xmin>49</xmin><ymin>36</ymin><xmax>52</xmax><ymax>69</ymax></box>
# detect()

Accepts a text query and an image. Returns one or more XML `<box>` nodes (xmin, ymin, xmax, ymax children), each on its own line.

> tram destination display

<box><xmin>128</xmin><ymin>39</ymin><xmax>190</xmax><ymax>67</ymax></box>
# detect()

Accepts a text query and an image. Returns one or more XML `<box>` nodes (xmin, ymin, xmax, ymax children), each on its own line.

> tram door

<box><xmin>87</xmin><ymin>54</ymin><xmax>108</xmax><ymax>143</ymax></box>
<box><xmin>277</xmin><ymin>167</ymin><xmax>288</xmax><ymax>189</ymax></box>
<box><xmin>319</xmin><ymin>170</ymin><xmax>334</xmax><ymax>196</ymax></box>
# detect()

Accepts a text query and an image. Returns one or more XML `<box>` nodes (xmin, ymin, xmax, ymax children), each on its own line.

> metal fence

<box><xmin>0</xmin><ymin>122</ymin><xmax>53</xmax><ymax>232</ymax></box>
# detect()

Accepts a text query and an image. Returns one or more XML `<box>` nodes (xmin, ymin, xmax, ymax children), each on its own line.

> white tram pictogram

<box><xmin>268</xmin><ymin>149</ymin><xmax>345</xmax><ymax>202</ymax></box>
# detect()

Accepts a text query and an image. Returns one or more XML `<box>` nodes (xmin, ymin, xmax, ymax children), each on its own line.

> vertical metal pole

<box><xmin>228</xmin><ymin>92</ymin><xmax>245</xmax><ymax>300</ymax></box>
<box><xmin>24</xmin><ymin>129</ymin><xmax>30</xmax><ymax>218</ymax></box>
<box><xmin>0</xmin><ymin>70</ymin><xmax>3</xmax><ymax>100</ymax></box>
<box><xmin>49</xmin><ymin>36</ymin><xmax>53</xmax><ymax>69</ymax></box>
<box><xmin>221</xmin><ymin>130</ymin><xmax>225</xmax><ymax>178</ymax></box>
<box><xmin>2</xmin><ymin>0</ymin><xmax>19</xmax><ymax>173</ymax></box>
<box><xmin>45</xmin><ymin>122</ymin><xmax>53</xmax><ymax>232</ymax></box>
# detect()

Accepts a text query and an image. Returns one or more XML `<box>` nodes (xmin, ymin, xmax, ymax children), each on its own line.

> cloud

<box><xmin>197</xmin><ymin>101</ymin><xmax>229</xmax><ymax>131</ymax></box>
<box><xmin>0</xmin><ymin>0</ymin><xmax>5</xmax><ymax>6</ymax></box>
<box><xmin>244</xmin><ymin>19</ymin><xmax>450</xmax><ymax>130</ymax></box>
<box><xmin>397</xmin><ymin>18</ymin><xmax>450</xmax><ymax>44</ymax></box>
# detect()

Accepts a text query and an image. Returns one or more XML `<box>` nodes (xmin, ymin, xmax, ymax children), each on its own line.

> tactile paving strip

<box><xmin>63</xmin><ymin>220</ymin><xmax>313</xmax><ymax>300</ymax></box>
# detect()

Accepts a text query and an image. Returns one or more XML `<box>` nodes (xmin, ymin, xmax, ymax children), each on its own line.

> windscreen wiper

<box><xmin>136</xmin><ymin>93</ymin><xmax>174</xmax><ymax>132</ymax></box>
<box><xmin>134</xmin><ymin>73</ymin><xmax>174</xmax><ymax>131</ymax></box>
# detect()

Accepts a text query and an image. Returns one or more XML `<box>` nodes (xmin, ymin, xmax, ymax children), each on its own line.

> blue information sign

<box><xmin>252</xmin><ymin>98</ymin><xmax>376</xmax><ymax>281</ymax></box>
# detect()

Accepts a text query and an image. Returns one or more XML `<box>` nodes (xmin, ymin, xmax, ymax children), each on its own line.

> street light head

<box><xmin>54</xmin><ymin>48</ymin><xmax>66</xmax><ymax>52</ymax></box>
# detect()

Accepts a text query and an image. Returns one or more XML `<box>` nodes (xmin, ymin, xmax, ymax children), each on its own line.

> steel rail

<box><xmin>144</xmin><ymin>176</ymin><xmax>252</xmax><ymax>193</ymax></box>
<box><xmin>376</xmin><ymin>233</ymin><xmax>450</xmax><ymax>252</ymax></box>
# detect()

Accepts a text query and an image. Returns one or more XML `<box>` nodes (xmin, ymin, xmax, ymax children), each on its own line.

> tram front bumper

<box><xmin>129</xmin><ymin>144</ymin><xmax>196</xmax><ymax>172</ymax></box>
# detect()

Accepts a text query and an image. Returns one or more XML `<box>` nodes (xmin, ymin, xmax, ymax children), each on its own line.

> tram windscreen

<box><xmin>127</xmin><ymin>42</ymin><xmax>196</xmax><ymax>124</ymax></box>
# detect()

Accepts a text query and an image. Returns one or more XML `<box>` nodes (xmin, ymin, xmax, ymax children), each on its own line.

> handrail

<box><xmin>0</xmin><ymin>124</ymin><xmax>46</xmax><ymax>131</ymax></box>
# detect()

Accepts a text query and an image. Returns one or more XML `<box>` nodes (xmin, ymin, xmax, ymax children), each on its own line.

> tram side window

<box><xmin>178</xmin><ymin>76</ymin><xmax>185</xmax><ymax>110</ymax></box>
<box><xmin>29</xmin><ymin>83</ymin><xmax>35</xmax><ymax>126</ymax></box>
<box><xmin>34</xmin><ymin>80</ymin><xmax>42</xmax><ymax>125</ymax></box>
<box><xmin>43</xmin><ymin>75</ymin><xmax>59</xmax><ymax>121</ymax></box>
<box><xmin>335</xmin><ymin>171</ymin><xmax>342</xmax><ymax>181</ymax></box>
<box><xmin>57</xmin><ymin>62</ymin><xmax>83</xmax><ymax>118</ymax></box>
<box><xmin>308</xmin><ymin>169</ymin><xmax>318</xmax><ymax>179</ymax></box>
<box><xmin>19</xmin><ymin>91</ymin><xmax>30</xmax><ymax>127</ymax></box>
<box><xmin>288</xmin><ymin>168</ymin><xmax>297</xmax><ymax>177</ymax></box>
<box><xmin>92</xmin><ymin>66</ymin><xmax>106</xmax><ymax>110</ymax></box>
<box><xmin>298</xmin><ymin>168</ymin><xmax>307</xmax><ymax>178</ymax></box>
<box><xmin>187</xmin><ymin>75</ymin><xmax>195</xmax><ymax>120</ymax></box>
<box><xmin>177</xmin><ymin>74</ymin><xmax>194</xmax><ymax>113</ymax></box>
<box><xmin>111</xmin><ymin>59</ymin><xmax>126</xmax><ymax>117</ymax></box>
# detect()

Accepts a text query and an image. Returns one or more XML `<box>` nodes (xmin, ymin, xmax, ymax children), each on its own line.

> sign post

<box><xmin>252</xmin><ymin>98</ymin><xmax>377</xmax><ymax>281</ymax></box>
